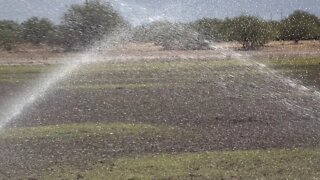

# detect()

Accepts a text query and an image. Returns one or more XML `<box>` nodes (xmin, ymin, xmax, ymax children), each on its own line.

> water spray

<box><xmin>0</xmin><ymin>28</ymin><xmax>133</xmax><ymax>129</ymax></box>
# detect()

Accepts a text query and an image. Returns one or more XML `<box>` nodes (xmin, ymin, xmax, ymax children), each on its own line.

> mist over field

<box><xmin>0</xmin><ymin>0</ymin><xmax>319</xmax><ymax>24</ymax></box>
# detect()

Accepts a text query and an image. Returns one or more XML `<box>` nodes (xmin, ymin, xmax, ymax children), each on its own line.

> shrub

<box><xmin>134</xmin><ymin>21</ymin><xmax>209</xmax><ymax>50</ymax></box>
<box><xmin>21</xmin><ymin>17</ymin><xmax>55</xmax><ymax>45</ymax></box>
<box><xmin>222</xmin><ymin>16</ymin><xmax>274</xmax><ymax>50</ymax></box>
<box><xmin>0</xmin><ymin>20</ymin><xmax>20</xmax><ymax>51</ymax></box>
<box><xmin>192</xmin><ymin>18</ymin><xmax>224</xmax><ymax>41</ymax></box>
<box><xmin>279</xmin><ymin>10</ymin><xmax>319</xmax><ymax>43</ymax></box>
<box><xmin>60</xmin><ymin>0</ymin><xmax>127</xmax><ymax>50</ymax></box>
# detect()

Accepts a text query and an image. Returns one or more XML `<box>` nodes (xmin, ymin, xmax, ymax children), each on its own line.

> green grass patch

<box><xmin>0</xmin><ymin>123</ymin><xmax>179</xmax><ymax>139</ymax></box>
<box><xmin>62</xmin><ymin>82</ymin><xmax>186</xmax><ymax>90</ymax></box>
<box><xmin>266</xmin><ymin>56</ymin><xmax>320</xmax><ymax>88</ymax></box>
<box><xmin>1</xmin><ymin>57</ymin><xmax>318</xmax><ymax>89</ymax></box>
<box><xmin>268</xmin><ymin>57</ymin><xmax>320</xmax><ymax>66</ymax></box>
<box><xmin>0</xmin><ymin>57</ymin><xmax>317</xmax><ymax>75</ymax></box>
<box><xmin>0</xmin><ymin>60</ymin><xmax>246</xmax><ymax>76</ymax></box>
<box><xmin>0</xmin><ymin>60</ymin><xmax>248</xmax><ymax>86</ymax></box>
<box><xmin>0</xmin><ymin>74</ymin><xmax>42</xmax><ymax>83</ymax></box>
<box><xmin>81</xmin><ymin>60</ymin><xmax>249</xmax><ymax>73</ymax></box>
<box><xmin>0</xmin><ymin>65</ymin><xmax>54</xmax><ymax>74</ymax></box>
<box><xmin>43</xmin><ymin>149</ymin><xmax>320</xmax><ymax>179</ymax></box>
<box><xmin>0</xmin><ymin>78</ymin><xmax>25</xmax><ymax>83</ymax></box>
<box><xmin>0</xmin><ymin>65</ymin><xmax>57</xmax><ymax>84</ymax></box>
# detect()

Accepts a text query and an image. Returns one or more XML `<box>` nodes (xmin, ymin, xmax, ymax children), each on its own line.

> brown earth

<box><xmin>1</xmin><ymin>40</ymin><xmax>320</xmax><ymax>65</ymax></box>
<box><xmin>0</xmin><ymin>41</ymin><xmax>320</xmax><ymax>178</ymax></box>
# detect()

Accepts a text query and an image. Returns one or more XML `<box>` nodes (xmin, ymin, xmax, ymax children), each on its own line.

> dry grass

<box><xmin>264</xmin><ymin>40</ymin><xmax>320</xmax><ymax>52</ymax></box>
<box><xmin>0</xmin><ymin>41</ymin><xmax>319</xmax><ymax>65</ymax></box>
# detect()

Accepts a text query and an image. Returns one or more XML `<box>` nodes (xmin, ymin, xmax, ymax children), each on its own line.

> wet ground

<box><xmin>0</xmin><ymin>51</ymin><xmax>320</xmax><ymax>178</ymax></box>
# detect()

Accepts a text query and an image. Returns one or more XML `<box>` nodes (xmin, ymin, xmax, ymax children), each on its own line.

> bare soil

<box><xmin>0</xmin><ymin>41</ymin><xmax>320</xmax><ymax>178</ymax></box>
<box><xmin>1</xmin><ymin>41</ymin><xmax>320</xmax><ymax>65</ymax></box>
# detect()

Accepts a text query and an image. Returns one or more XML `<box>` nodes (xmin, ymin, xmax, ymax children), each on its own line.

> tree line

<box><xmin>0</xmin><ymin>0</ymin><xmax>319</xmax><ymax>51</ymax></box>
<box><xmin>0</xmin><ymin>1</ymin><xmax>126</xmax><ymax>51</ymax></box>
<box><xmin>138</xmin><ymin>10</ymin><xmax>320</xmax><ymax>50</ymax></box>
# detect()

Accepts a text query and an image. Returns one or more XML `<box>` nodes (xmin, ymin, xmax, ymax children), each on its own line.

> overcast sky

<box><xmin>0</xmin><ymin>0</ymin><xmax>319</xmax><ymax>25</ymax></box>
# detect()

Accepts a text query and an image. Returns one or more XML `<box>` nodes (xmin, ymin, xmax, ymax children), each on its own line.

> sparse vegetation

<box><xmin>43</xmin><ymin>149</ymin><xmax>320</xmax><ymax>179</ymax></box>
<box><xmin>0</xmin><ymin>123</ymin><xmax>179</xmax><ymax>139</ymax></box>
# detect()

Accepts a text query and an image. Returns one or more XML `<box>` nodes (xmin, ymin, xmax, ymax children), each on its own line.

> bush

<box><xmin>134</xmin><ymin>21</ymin><xmax>209</xmax><ymax>50</ymax></box>
<box><xmin>60</xmin><ymin>0</ymin><xmax>127</xmax><ymax>50</ymax></box>
<box><xmin>266</xmin><ymin>20</ymin><xmax>282</xmax><ymax>41</ymax></box>
<box><xmin>222</xmin><ymin>16</ymin><xmax>274</xmax><ymax>50</ymax></box>
<box><xmin>0</xmin><ymin>20</ymin><xmax>21</xmax><ymax>51</ymax></box>
<box><xmin>21</xmin><ymin>17</ymin><xmax>55</xmax><ymax>45</ymax></box>
<box><xmin>279</xmin><ymin>10</ymin><xmax>319</xmax><ymax>43</ymax></box>
<box><xmin>192</xmin><ymin>18</ymin><xmax>224</xmax><ymax>41</ymax></box>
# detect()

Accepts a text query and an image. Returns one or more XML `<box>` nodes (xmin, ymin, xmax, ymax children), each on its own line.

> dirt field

<box><xmin>1</xmin><ymin>40</ymin><xmax>320</xmax><ymax>65</ymax></box>
<box><xmin>0</xmin><ymin>42</ymin><xmax>320</xmax><ymax>179</ymax></box>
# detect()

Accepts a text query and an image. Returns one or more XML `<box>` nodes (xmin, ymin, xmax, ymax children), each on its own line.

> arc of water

<box><xmin>0</xmin><ymin>29</ymin><xmax>132</xmax><ymax>129</ymax></box>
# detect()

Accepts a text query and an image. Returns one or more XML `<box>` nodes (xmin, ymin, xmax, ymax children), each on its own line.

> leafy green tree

<box><xmin>45</xmin><ymin>25</ymin><xmax>66</xmax><ymax>47</ymax></box>
<box><xmin>192</xmin><ymin>18</ymin><xmax>224</xmax><ymax>41</ymax></box>
<box><xmin>61</xmin><ymin>0</ymin><xmax>127</xmax><ymax>50</ymax></box>
<box><xmin>218</xmin><ymin>18</ymin><xmax>236</xmax><ymax>41</ymax></box>
<box><xmin>279</xmin><ymin>10</ymin><xmax>319</xmax><ymax>43</ymax></box>
<box><xmin>223</xmin><ymin>16</ymin><xmax>273</xmax><ymax>50</ymax></box>
<box><xmin>0</xmin><ymin>20</ymin><xmax>20</xmax><ymax>51</ymax></box>
<box><xmin>132</xmin><ymin>25</ymin><xmax>149</xmax><ymax>42</ymax></box>
<box><xmin>266</xmin><ymin>20</ymin><xmax>282</xmax><ymax>40</ymax></box>
<box><xmin>317</xmin><ymin>17</ymin><xmax>320</xmax><ymax>40</ymax></box>
<box><xmin>21</xmin><ymin>17</ymin><xmax>55</xmax><ymax>44</ymax></box>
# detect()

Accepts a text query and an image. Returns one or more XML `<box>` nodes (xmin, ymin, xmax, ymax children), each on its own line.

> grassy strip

<box><xmin>0</xmin><ymin>57</ymin><xmax>318</xmax><ymax>74</ymax></box>
<box><xmin>82</xmin><ymin>60</ymin><xmax>248</xmax><ymax>72</ymax></box>
<box><xmin>0</xmin><ymin>57</ymin><xmax>318</xmax><ymax>87</ymax></box>
<box><xmin>0</xmin><ymin>78</ymin><xmax>26</xmax><ymax>83</ymax></box>
<box><xmin>61</xmin><ymin>82</ymin><xmax>187</xmax><ymax>90</ymax></box>
<box><xmin>0</xmin><ymin>60</ymin><xmax>247</xmax><ymax>75</ymax></box>
<box><xmin>0</xmin><ymin>123</ymin><xmax>178</xmax><ymax>139</ymax></box>
<box><xmin>0</xmin><ymin>65</ymin><xmax>54</xmax><ymax>74</ymax></box>
<box><xmin>0</xmin><ymin>60</ymin><xmax>247</xmax><ymax>85</ymax></box>
<box><xmin>43</xmin><ymin>149</ymin><xmax>320</xmax><ymax>179</ymax></box>
<box><xmin>267</xmin><ymin>57</ymin><xmax>320</xmax><ymax>66</ymax></box>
